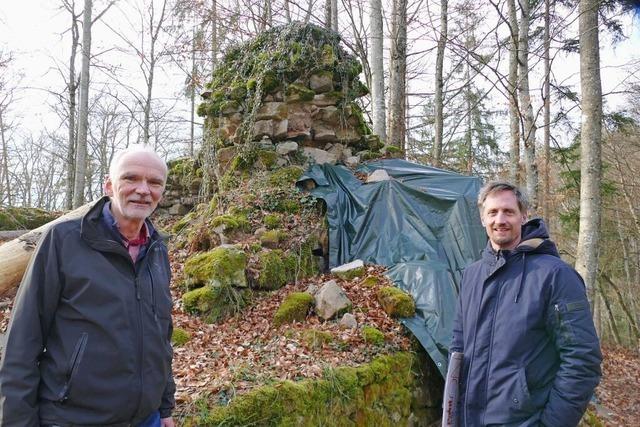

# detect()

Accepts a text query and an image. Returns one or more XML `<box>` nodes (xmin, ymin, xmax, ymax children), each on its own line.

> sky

<box><xmin>1</xmin><ymin>1</ymin><xmax>640</xmax><ymax>151</ymax></box>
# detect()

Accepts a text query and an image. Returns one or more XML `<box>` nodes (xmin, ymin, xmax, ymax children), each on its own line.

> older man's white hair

<box><xmin>108</xmin><ymin>144</ymin><xmax>168</xmax><ymax>180</ymax></box>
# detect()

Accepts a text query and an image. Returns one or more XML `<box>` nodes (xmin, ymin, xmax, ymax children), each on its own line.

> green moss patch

<box><xmin>254</xmin><ymin>249</ymin><xmax>296</xmax><ymax>290</ymax></box>
<box><xmin>211</xmin><ymin>213</ymin><xmax>250</xmax><ymax>233</ymax></box>
<box><xmin>0</xmin><ymin>207</ymin><xmax>59</xmax><ymax>231</ymax></box>
<box><xmin>184</xmin><ymin>246</ymin><xmax>247</xmax><ymax>289</ymax></box>
<box><xmin>301</xmin><ymin>329</ymin><xmax>333</xmax><ymax>349</ymax></box>
<box><xmin>259</xmin><ymin>229</ymin><xmax>286</xmax><ymax>248</ymax></box>
<box><xmin>182</xmin><ymin>284</ymin><xmax>250</xmax><ymax>323</ymax></box>
<box><xmin>362</xmin><ymin>326</ymin><xmax>385</xmax><ymax>345</ymax></box>
<box><xmin>360</xmin><ymin>275</ymin><xmax>381</xmax><ymax>288</ymax></box>
<box><xmin>171</xmin><ymin>328</ymin><xmax>191</xmax><ymax>346</ymax></box>
<box><xmin>273</xmin><ymin>292</ymin><xmax>314</xmax><ymax>326</ymax></box>
<box><xmin>268</xmin><ymin>165</ymin><xmax>304</xmax><ymax>187</ymax></box>
<box><xmin>185</xmin><ymin>352</ymin><xmax>425</xmax><ymax>426</ymax></box>
<box><xmin>376</xmin><ymin>286</ymin><xmax>416</xmax><ymax>318</ymax></box>
<box><xmin>263</xmin><ymin>213</ymin><xmax>282</xmax><ymax>229</ymax></box>
<box><xmin>285</xmin><ymin>83</ymin><xmax>315</xmax><ymax>103</ymax></box>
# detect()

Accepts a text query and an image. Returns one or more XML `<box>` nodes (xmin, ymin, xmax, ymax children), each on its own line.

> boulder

<box><xmin>276</xmin><ymin>141</ymin><xmax>299</xmax><ymax>155</ymax></box>
<box><xmin>273</xmin><ymin>119</ymin><xmax>288</xmax><ymax>140</ymax></box>
<box><xmin>303</xmin><ymin>147</ymin><xmax>338</xmax><ymax>165</ymax></box>
<box><xmin>183</xmin><ymin>246</ymin><xmax>248</xmax><ymax>289</ymax></box>
<box><xmin>335</xmin><ymin>127</ymin><xmax>361</xmax><ymax>143</ymax></box>
<box><xmin>256</xmin><ymin>102</ymin><xmax>288</xmax><ymax>121</ymax></box>
<box><xmin>314</xmin><ymin>280</ymin><xmax>352</xmax><ymax>320</ymax></box>
<box><xmin>339</xmin><ymin>313</ymin><xmax>358</xmax><ymax>329</ymax></box>
<box><xmin>366</xmin><ymin>169</ymin><xmax>392</xmax><ymax>183</ymax></box>
<box><xmin>344</xmin><ymin>156</ymin><xmax>360</xmax><ymax>168</ymax></box>
<box><xmin>313</xmin><ymin>125</ymin><xmax>337</xmax><ymax>142</ymax></box>
<box><xmin>310</xmin><ymin>72</ymin><xmax>333</xmax><ymax>93</ymax></box>
<box><xmin>253</xmin><ymin>120</ymin><xmax>274</xmax><ymax>139</ymax></box>
<box><xmin>330</xmin><ymin>259</ymin><xmax>365</xmax><ymax>280</ymax></box>
<box><xmin>312</xmin><ymin>93</ymin><xmax>340</xmax><ymax>107</ymax></box>
<box><xmin>169</xmin><ymin>204</ymin><xmax>189</xmax><ymax>215</ymax></box>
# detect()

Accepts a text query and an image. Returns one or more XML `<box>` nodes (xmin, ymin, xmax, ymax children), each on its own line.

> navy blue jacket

<box><xmin>451</xmin><ymin>218</ymin><xmax>601</xmax><ymax>426</ymax></box>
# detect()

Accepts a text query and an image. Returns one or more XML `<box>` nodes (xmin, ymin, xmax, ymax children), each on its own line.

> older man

<box><xmin>450</xmin><ymin>181</ymin><xmax>602</xmax><ymax>426</ymax></box>
<box><xmin>0</xmin><ymin>145</ymin><xmax>175</xmax><ymax>426</ymax></box>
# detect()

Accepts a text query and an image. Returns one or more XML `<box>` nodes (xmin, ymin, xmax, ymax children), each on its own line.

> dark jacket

<box><xmin>450</xmin><ymin>218</ymin><xmax>601</xmax><ymax>427</ymax></box>
<box><xmin>0</xmin><ymin>197</ymin><xmax>175</xmax><ymax>426</ymax></box>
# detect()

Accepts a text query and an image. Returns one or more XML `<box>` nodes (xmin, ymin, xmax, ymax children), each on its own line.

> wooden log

<box><xmin>0</xmin><ymin>230</ymin><xmax>29</xmax><ymax>241</ymax></box>
<box><xmin>0</xmin><ymin>201</ymin><xmax>97</xmax><ymax>296</ymax></box>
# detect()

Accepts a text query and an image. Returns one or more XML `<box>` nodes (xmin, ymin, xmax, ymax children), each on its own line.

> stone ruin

<box><xmin>196</xmin><ymin>22</ymin><xmax>391</xmax><ymax>181</ymax></box>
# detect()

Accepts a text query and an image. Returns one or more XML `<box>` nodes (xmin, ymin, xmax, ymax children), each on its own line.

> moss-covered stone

<box><xmin>171</xmin><ymin>211</ymin><xmax>197</xmax><ymax>234</ymax></box>
<box><xmin>268</xmin><ymin>165</ymin><xmax>304</xmax><ymax>187</ymax></box>
<box><xmin>254</xmin><ymin>249</ymin><xmax>296</xmax><ymax>290</ymax></box>
<box><xmin>211</xmin><ymin>213</ymin><xmax>250</xmax><ymax>233</ymax></box>
<box><xmin>285</xmin><ymin>83</ymin><xmax>315</xmax><ymax>103</ymax></box>
<box><xmin>182</xmin><ymin>286</ymin><xmax>217</xmax><ymax>313</ymax></box>
<box><xmin>260</xmin><ymin>229</ymin><xmax>286</xmax><ymax>248</ymax></box>
<box><xmin>0</xmin><ymin>207</ymin><xmax>59</xmax><ymax>231</ymax></box>
<box><xmin>256</xmin><ymin>150</ymin><xmax>278</xmax><ymax>169</ymax></box>
<box><xmin>382</xmin><ymin>144</ymin><xmax>404</xmax><ymax>158</ymax></box>
<box><xmin>362</xmin><ymin>325</ymin><xmax>385</xmax><ymax>345</ymax></box>
<box><xmin>184</xmin><ymin>246</ymin><xmax>247</xmax><ymax>289</ymax></box>
<box><xmin>273</xmin><ymin>292</ymin><xmax>314</xmax><ymax>326</ymax></box>
<box><xmin>171</xmin><ymin>328</ymin><xmax>191</xmax><ymax>346</ymax></box>
<box><xmin>301</xmin><ymin>329</ymin><xmax>333</xmax><ymax>349</ymax></box>
<box><xmin>360</xmin><ymin>275</ymin><xmax>381</xmax><ymax>288</ymax></box>
<box><xmin>184</xmin><ymin>352</ymin><xmax>434</xmax><ymax>426</ymax></box>
<box><xmin>263</xmin><ymin>213</ymin><xmax>282</xmax><ymax>229</ymax></box>
<box><xmin>182</xmin><ymin>283</ymin><xmax>250</xmax><ymax>323</ymax></box>
<box><xmin>376</xmin><ymin>286</ymin><xmax>416</xmax><ymax>318</ymax></box>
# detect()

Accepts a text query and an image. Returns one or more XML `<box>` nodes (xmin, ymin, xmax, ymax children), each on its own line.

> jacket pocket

<box><xmin>510</xmin><ymin>367</ymin><xmax>533</xmax><ymax>412</ymax></box>
<box><xmin>56</xmin><ymin>332</ymin><xmax>88</xmax><ymax>404</ymax></box>
<box><xmin>552</xmin><ymin>300</ymin><xmax>587</xmax><ymax>345</ymax></box>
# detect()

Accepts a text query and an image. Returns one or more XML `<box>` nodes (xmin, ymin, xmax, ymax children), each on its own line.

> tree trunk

<box><xmin>507</xmin><ymin>0</ymin><xmax>520</xmax><ymax>185</ymax></box>
<box><xmin>575</xmin><ymin>0</ymin><xmax>602</xmax><ymax>308</ymax></box>
<box><xmin>0</xmin><ymin>201</ymin><xmax>96</xmax><ymax>296</ymax></box>
<box><xmin>542</xmin><ymin>0</ymin><xmax>551</xmax><ymax>222</ymax></box>
<box><xmin>73</xmin><ymin>0</ymin><xmax>92</xmax><ymax>208</ymax></box>
<box><xmin>597</xmin><ymin>283</ymin><xmax>621</xmax><ymax>345</ymax></box>
<box><xmin>369</xmin><ymin>0</ymin><xmax>386</xmax><ymax>142</ymax></box>
<box><xmin>0</xmin><ymin>110</ymin><xmax>11</xmax><ymax>206</ymax></box>
<box><xmin>517</xmin><ymin>0</ymin><xmax>538</xmax><ymax>211</ymax></box>
<box><xmin>388</xmin><ymin>0</ymin><xmax>407</xmax><ymax>150</ymax></box>
<box><xmin>433</xmin><ymin>0</ymin><xmax>447</xmax><ymax>167</ymax></box>
<box><xmin>65</xmin><ymin>0</ymin><xmax>80</xmax><ymax>210</ymax></box>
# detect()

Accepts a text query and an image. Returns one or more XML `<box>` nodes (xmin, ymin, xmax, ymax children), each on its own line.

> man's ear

<box><xmin>104</xmin><ymin>177</ymin><xmax>114</xmax><ymax>197</ymax></box>
<box><xmin>521</xmin><ymin>213</ymin><xmax>528</xmax><ymax>224</ymax></box>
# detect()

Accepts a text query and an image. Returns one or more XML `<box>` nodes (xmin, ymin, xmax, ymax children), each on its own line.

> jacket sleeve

<box><xmin>540</xmin><ymin>266</ymin><xmax>602</xmax><ymax>427</ymax></box>
<box><xmin>0</xmin><ymin>228</ymin><xmax>64</xmax><ymax>427</ymax></box>
<box><xmin>159</xmin><ymin>252</ymin><xmax>175</xmax><ymax>419</ymax></box>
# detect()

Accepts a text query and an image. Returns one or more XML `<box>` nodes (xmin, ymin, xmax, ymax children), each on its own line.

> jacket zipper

<box><xmin>57</xmin><ymin>332</ymin><xmax>88</xmax><ymax>403</ymax></box>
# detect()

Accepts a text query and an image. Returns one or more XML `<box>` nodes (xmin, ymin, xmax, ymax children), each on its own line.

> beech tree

<box><xmin>387</xmin><ymin>0</ymin><xmax>407</xmax><ymax>150</ymax></box>
<box><xmin>575</xmin><ymin>0</ymin><xmax>603</xmax><ymax>305</ymax></box>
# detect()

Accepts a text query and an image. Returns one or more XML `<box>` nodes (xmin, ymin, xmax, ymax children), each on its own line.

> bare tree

<box><xmin>73</xmin><ymin>0</ymin><xmax>115</xmax><ymax>208</ymax></box>
<box><xmin>574</xmin><ymin>0</ymin><xmax>603</xmax><ymax>306</ymax></box>
<box><xmin>369</xmin><ymin>0</ymin><xmax>386</xmax><ymax>142</ymax></box>
<box><xmin>432</xmin><ymin>0</ymin><xmax>448</xmax><ymax>167</ymax></box>
<box><xmin>388</xmin><ymin>0</ymin><xmax>407</xmax><ymax>150</ymax></box>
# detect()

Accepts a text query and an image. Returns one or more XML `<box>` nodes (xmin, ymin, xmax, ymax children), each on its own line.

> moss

<box><xmin>263</xmin><ymin>213</ymin><xmax>281</xmax><ymax>229</ymax></box>
<box><xmin>171</xmin><ymin>211</ymin><xmax>197</xmax><ymax>234</ymax></box>
<box><xmin>182</xmin><ymin>286</ymin><xmax>217</xmax><ymax>313</ymax></box>
<box><xmin>246</xmin><ymin>78</ymin><xmax>257</xmax><ymax>91</ymax></box>
<box><xmin>359</xmin><ymin>150</ymin><xmax>382</xmax><ymax>161</ymax></box>
<box><xmin>321</xmin><ymin>44</ymin><xmax>336</xmax><ymax>66</ymax></box>
<box><xmin>229</xmin><ymin>83</ymin><xmax>247</xmax><ymax>100</ymax></box>
<box><xmin>183</xmin><ymin>246</ymin><xmax>247</xmax><ymax>289</ymax></box>
<box><xmin>256</xmin><ymin>150</ymin><xmax>278</xmax><ymax>169</ymax></box>
<box><xmin>581</xmin><ymin>409</ymin><xmax>605</xmax><ymax>427</ymax></box>
<box><xmin>0</xmin><ymin>207</ymin><xmax>59</xmax><ymax>231</ymax></box>
<box><xmin>182</xmin><ymin>284</ymin><xmax>250</xmax><ymax>323</ymax></box>
<box><xmin>268</xmin><ymin>165</ymin><xmax>304</xmax><ymax>187</ymax></box>
<box><xmin>273</xmin><ymin>292</ymin><xmax>314</xmax><ymax>326</ymax></box>
<box><xmin>285</xmin><ymin>83</ymin><xmax>315</xmax><ymax>102</ymax></box>
<box><xmin>254</xmin><ymin>249</ymin><xmax>296</xmax><ymax>290</ymax></box>
<box><xmin>376</xmin><ymin>286</ymin><xmax>416</xmax><ymax>318</ymax></box>
<box><xmin>296</xmin><ymin>234</ymin><xmax>320</xmax><ymax>279</ymax></box>
<box><xmin>260</xmin><ymin>229</ymin><xmax>286</xmax><ymax>247</ymax></box>
<box><xmin>301</xmin><ymin>329</ymin><xmax>333</xmax><ymax>349</ymax></box>
<box><xmin>383</xmin><ymin>144</ymin><xmax>404</xmax><ymax>158</ymax></box>
<box><xmin>189</xmin><ymin>352</ymin><xmax>422</xmax><ymax>426</ymax></box>
<box><xmin>360</xmin><ymin>275</ymin><xmax>380</xmax><ymax>288</ymax></box>
<box><xmin>362</xmin><ymin>326</ymin><xmax>385</xmax><ymax>345</ymax></box>
<box><xmin>171</xmin><ymin>328</ymin><xmax>191</xmax><ymax>346</ymax></box>
<box><xmin>210</xmin><ymin>213</ymin><xmax>250</xmax><ymax>233</ymax></box>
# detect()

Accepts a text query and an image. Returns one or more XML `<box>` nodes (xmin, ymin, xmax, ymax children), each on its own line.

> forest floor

<box><xmin>593</xmin><ymin>346</ymin><xmax>640</xmax><ymax>426</ymax></box>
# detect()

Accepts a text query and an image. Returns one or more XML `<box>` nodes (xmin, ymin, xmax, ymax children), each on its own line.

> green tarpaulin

<box><xmin>298</xmin><ymin>159</ymin><xmax>487</xmax><ymax>377</ymax></box>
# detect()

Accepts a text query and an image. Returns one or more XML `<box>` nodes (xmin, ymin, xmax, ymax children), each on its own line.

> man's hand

<box><xmin>160</xmin><ymin>417</ymin><xmax>175</xmax><ymax>427</ymax></box>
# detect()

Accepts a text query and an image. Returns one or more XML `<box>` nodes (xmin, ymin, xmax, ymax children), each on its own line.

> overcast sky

<box><xmin>1</xmin><ymin>1</ymin><xmax>639</xmax><ymax>149</ymax></box>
